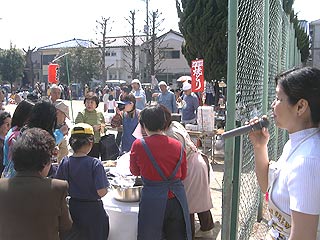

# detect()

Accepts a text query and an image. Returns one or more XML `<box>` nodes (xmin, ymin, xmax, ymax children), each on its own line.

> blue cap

<box><xmin>117</xmin><ymin>101</ymin><xmax>131</xmax><ymax>105</ymax></box>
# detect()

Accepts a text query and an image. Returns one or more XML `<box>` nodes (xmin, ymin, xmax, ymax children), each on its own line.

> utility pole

<box><xmin>150</xmin><ymin>11</ymin><xmax>156</xmax><ymax>77</ymax></box>
<box><xmin>144</xmin><ymin>0</ymin><xmax>149</xmax><ymax>41</ymax></box>
<box><xmin>144</xmin><ymin>0</ymin><xmax>150</xmax><ymax>83</ymax></box>
<box><xmin>96</xmin><ymin>17</ymin><xmax>111</xmax><ymax>81</ymax></box>
<box><xmin>132</xmin><ymin>11</ymin><xmax>136</xmax><ymax>79</ymax></box>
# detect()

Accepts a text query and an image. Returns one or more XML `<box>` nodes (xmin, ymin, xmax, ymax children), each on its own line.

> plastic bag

<box><xmin>100</xmin><ymin>134</ymin><xmax>120</xmax><ymax>160</ymax></box>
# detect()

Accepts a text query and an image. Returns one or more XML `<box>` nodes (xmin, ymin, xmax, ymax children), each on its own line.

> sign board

<box><xmin>48</xmin><ymin>63</ymin><xmax>60</xmax><ymax>84</ymax></box>
<box><xmin>191</xmin><ymin>59</ymin><xmax>204</xmax><ymax>92</ymax></box>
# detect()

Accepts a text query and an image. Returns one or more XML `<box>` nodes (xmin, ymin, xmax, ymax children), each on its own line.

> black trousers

<box><xmin>190</xmin><ymin>210</ymin><xmax>214</xmax><ymax>239</ymax></box>
<box><xmin>88</xmin><ymin>143</ymin><xmax>100</xmax><ymax>159</ymax></box>
<box><xmin>68</xmin><ymin>198</ymin><xmax>109</xmax><ymax>240</ymax></box>
<box><xmin>162</xmin><ymin>197</ymin><xmax>187</xmax><ymax>240</ymax></box>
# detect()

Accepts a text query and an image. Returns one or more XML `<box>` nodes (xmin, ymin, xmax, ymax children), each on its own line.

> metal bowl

<box><xmin>112</xmin><ymin>185</ymin><xmax>143</xmax><ymax>202</ymax></box>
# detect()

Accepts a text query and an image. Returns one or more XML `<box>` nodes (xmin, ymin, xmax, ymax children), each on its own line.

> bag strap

<box><xmin>140</xmin><ymin>138</ymin><xmax>184</xmax><ymax>181</ymax></box>
<box><xmin>140</xmin><ymin>138</ymin><xmax>167</xmax><ymax>180</ymax></box>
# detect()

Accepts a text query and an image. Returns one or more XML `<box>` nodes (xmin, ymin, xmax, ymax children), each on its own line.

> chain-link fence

<box><xmin>222</xmin><ymin>0</ymin><xmax>301</xmax><ymax>239</ymax></box>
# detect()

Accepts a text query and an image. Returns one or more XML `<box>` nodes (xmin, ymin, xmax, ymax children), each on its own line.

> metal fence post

<box><xmin>223</xmin><ymin>0</ymin><xmax>238</xmax><ymax>239</ymax></box>
<box><xmin>230</xmin><ymin>123</ymin><xmax>242</xmax><ymax>239</ymax></box>
<box><xmin>257</xmin><ymin>0</ymin><xmax>269</xmax><ymax>222</ymax></box>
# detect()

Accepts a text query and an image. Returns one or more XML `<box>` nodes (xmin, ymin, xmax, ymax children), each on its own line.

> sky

<box><xmin>0</xmin><ymin>0</ymin><xmax>319</xmax><ymax>50</ymax></box>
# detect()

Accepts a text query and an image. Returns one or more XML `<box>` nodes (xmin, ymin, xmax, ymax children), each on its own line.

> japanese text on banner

<box><xmin>191</xmin><ymin>59</ymin><xmax>204</xmax><ymax>92</ymax></box>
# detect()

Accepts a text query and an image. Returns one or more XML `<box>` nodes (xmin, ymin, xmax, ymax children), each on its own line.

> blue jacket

<box><xmin>157</xmin><ymin>90</ymin><xmax>177</xmax><ymax>113</ymax></box>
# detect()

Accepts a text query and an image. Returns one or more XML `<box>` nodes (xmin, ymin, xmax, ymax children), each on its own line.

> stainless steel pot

<box><xmin>112</xmin><ymin>185</ymin><xmax>143</xmax><ymax>202</ymax></box>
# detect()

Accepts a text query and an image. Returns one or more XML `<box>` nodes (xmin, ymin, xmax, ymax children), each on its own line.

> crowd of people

<box><xmin>0</xmin><ymin>66</ymin><xmax>318</xmax><ymax>239</ymax></box>
<box><xmin>0</xmin><ymin>77</ymin><xmax>218</xmax><ymax>239</ymax></box>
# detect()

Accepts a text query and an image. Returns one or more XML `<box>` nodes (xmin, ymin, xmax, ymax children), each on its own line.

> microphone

<box><xmin>222</xmin><ymin>117</ymin><xmax>270</xmax><ymax>139</ymax></box>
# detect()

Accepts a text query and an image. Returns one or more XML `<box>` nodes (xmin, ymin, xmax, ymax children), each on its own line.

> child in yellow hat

<box><xmin>55</xmin><ymin>123</ymin><xmax>110</xmax><ymax>240</ymax></box>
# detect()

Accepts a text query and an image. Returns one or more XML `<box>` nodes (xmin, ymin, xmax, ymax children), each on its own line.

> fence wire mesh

<box><xmin>228</xmin><ymin>0</ymin><xmax>294</xmax><ymax>239</ymax></box>
<box><xmin>236</xmin><ymin>0</ymin><xmax>265</xmax><ymax>239</ymax></box>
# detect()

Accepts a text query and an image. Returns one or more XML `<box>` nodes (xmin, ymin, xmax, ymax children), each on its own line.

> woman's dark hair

<box><xmin>108</xmin><ymin>94</ymin><xmax>114</xmax><ymax>101</ymax></box>
<box><xmin>12</xmin><ymin>128</ymin><xmax>55</xmax><ymax>172</ymax></box>
<box><xmin>275</xmin><ymin>67</ymin><xmax>320</xmax><ymax>124</ymax></box>
<box><xmin>26</xmin><ymin>92</ymin><xmax>39</xmax><ymax>102</ymax></box>
<box><xmin>139</xmin><ymin>104</ymin><xmax>166</xmax><ymax>131</ymax></box>
<box><xmin>0</xmin><ymin>111</ymin><xmax>11</xmax><ymax>126</ymax></box>
<box><xmin>121</xmin><ymin>85</ymin><xmax>131</xmax><ymax>94</ymax></box>
<box><xmin>159</xmin><ymin>105</ymin><xmax>172</xmax><ymax>130</ymax></box>
<box><xmin>11</xmin><ymin>100</ymin><xmax>34</xmax><ymax>128</ymax></box>
<box><xmin>26</xmin><ymin>100</ymin><xmax>57</xmax><ymax>136</ymax></box>
<box><xmin>122</xmin><ymin>93</ymin><xmax>136</xmax><ymax>111</ymax></box>
<box><xmin>69</xmin><ymin>134</ymin><xmax>94</xmax><ymax>152</ymax></box>
<box><xmin>84</xmin><ymin>91</ymin><xmax>99</xmax><ymax>107</ymax></box>
<box><xmin>123</xmin><ymin>93</ymin><xmax>136</xmax><ymax>103</ymax></box>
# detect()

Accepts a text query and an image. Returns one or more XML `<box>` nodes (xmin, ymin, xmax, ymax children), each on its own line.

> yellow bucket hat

<box><xmin>71</xmin><ymin>123</ymin><xmax>94</xmax><ymax>135</ymax></box>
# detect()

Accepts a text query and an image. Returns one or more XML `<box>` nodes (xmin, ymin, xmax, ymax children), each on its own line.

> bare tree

<box><xmin>23</xmin><ymin>47</ymin><xmax>36</xmax><ymax>87</ymax></box>
<box><xmin>149</xmin><ymin>10</ymin><xmax>166</xmax><ymax>78</ymax></box>
<box><xmin>95</xmin><ymin>16</ymin><xmax>114</xmax><ymax>80</ymax></box>
<box><xmin>123</xmin><ymin>10</ymin><xmax>138</xmax><ymax>79</ymax></box>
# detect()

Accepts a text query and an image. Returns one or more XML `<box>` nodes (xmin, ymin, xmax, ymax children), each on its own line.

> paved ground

<box><xmin>200</xmin><ymin>158</ymin><xmax>223</xmax><ymax>240</ymax></box>
<box><xmin>192</xmin><ymin>136</ymin><xmax>224</xmax><ymax>240</ymax></box>
<box><xmin>4</xmin><ymin>100</ymin><xmax>225</xmax><ymax>240</ymax></box>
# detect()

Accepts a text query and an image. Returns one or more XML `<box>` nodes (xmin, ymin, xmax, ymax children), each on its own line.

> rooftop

<box><xmin>37</xmin><ymin>38</ymin><xmax>94</xmax><ymax>50</ymax></box>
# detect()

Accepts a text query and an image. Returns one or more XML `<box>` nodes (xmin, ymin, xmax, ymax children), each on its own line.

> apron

<box><xmin>138</xmin><ymin>139</ymin><xmax>192</xmax><ymax>240</ymax></box>
<box><xmin>121</xmin><ymin>110</ymin><xmax>139</xmax><ymax>153</ymax></box>
<box><xmin>266</xmin><ymin>129</ymin><xmax>320</xmax><ymax>240</ymax></box>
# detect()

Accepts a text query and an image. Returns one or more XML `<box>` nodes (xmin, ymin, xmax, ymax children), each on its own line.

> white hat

<box><xmin>50</xmin><ymin>84</ymin><xmax>60</xmax><ymax>90</ymax></box>
<box><xmin>182</xmin><ymin>82</ymin><xmax>192</xmax><ymax>91</ymax></box>
<box><xmin>131</xmin><ymin>79</ymin><xmax>141</xmax><ymax>85</ymax></box>
<box><xmin>54</xmin><ymin>99</ymin><xmax>70</xmax><ymax>119</ymax></box>
<box><xmin>158</xmin><ymin>81</ymin><xmax>167</xmax><ymax>86</ymax></box>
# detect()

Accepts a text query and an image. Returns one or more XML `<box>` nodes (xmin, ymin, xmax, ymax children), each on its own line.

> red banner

<box><xmin>191</xmin><ymin>59</ymin><xmax>204</xmax><ymax>92</ymax></box>
<box><xmin>48</xmin><ymin>63</ymin><xmax>60</xmax><ymax>84</ymax></box>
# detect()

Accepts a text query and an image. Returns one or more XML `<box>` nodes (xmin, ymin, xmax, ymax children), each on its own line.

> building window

<box><xmin>161</xmin><ymin>50</ymin><xmax>180</xmax><ymax>59</ymax></box>
<box><xmin>106</xmin><ymin>51</ymin><xmax>116</xmax><ymax>57</ymax></box>
<box><xmin>42</xmin><ymin>55</ymin><xmax>56</xmax><ymax>65</ymax></box>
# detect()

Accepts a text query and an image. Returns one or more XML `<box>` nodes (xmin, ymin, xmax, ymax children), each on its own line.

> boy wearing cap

<box><xmin>181</xmin><ymin>83</ymin><xmax>199</xmax><ymax>125</ymax></box>
<box><xmin>55</xmin><ymin>123</ymin><xmax>110</xmax><ymax>240</ymax></box>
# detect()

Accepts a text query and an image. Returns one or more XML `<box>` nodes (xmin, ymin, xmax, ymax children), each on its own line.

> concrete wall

<box><xmin>310</xmin><ymin>20</ymin><xmax>320</xmax><ymax>69</ymax></box>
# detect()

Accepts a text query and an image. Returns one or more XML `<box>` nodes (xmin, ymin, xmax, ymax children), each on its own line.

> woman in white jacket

<box><xmin>249</xmin><ymin>67</ymin><xmax>320</xmax><ymax>240</ymax></box>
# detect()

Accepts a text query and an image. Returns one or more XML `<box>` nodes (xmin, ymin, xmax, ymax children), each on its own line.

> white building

<box><xmin>104</xmin><ymin>35</ymin><xmax>145</xmax><ymax>82</ymax></box>
<box><xmin>146</xmin><ymin>30</ymin><xmax>190</xmax><ymax>84</ymax></box>
<box><xmin>33</xmin><ymin>30</ymin><xmax>191</xmax><ymax>88</ymax></box>
<box><xmin>309</xmin><ymin>19</ymin><xmax>320</xmax><ymax>69</ymax></box>
<box><xmin>105</xmin><ymin>30</ymin><xmax>190</xmax><ymax>86</ymax></box>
